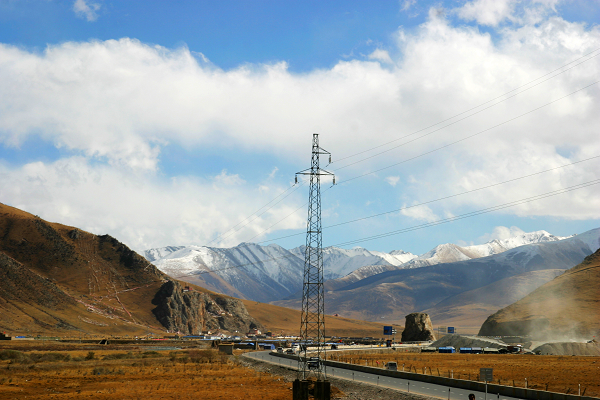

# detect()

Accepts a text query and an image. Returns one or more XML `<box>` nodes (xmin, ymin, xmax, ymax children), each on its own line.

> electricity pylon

<box><xmin>295</xmin><ymin>133</ymin><xmax>334</xmax><ymax>381</ymax></box>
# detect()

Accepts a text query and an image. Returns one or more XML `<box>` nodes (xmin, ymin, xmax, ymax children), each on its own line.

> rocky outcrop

<box><xmin>401</xmin><ymin>312</ymin><xmax>436</xmax><ymax>342</ymax></box>
<box><xmin>151</xmin><ymin>280</ymin><xmax>262</xmax><ymax>335</ymax></box>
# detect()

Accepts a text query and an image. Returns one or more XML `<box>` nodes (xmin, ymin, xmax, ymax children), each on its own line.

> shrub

<box><xmin>0</xmin><ymin>350</ymin><xmax>28</xmax><ymax>362</ymax></box>
<box><xmin>85</xmin><ymin>351</ymin><xmax>96</xmax><ymax>361</ymax></box>
<box><xmin>30</xmin><ymin>353</ymin><xmax>71</xmax><ymax>363</ymax></box>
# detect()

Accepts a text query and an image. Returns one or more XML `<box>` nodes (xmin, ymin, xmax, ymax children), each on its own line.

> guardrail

<box><xmin>269</xmin><ymin>352</ymin><xmax>598</xmax><ymax>400</ymax></box>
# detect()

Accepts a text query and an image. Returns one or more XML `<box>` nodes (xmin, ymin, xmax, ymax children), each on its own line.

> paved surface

<box><xmin>245</xmin><ymin>351</ymin><xmax>525</xmax><ymax>400</ymax></box>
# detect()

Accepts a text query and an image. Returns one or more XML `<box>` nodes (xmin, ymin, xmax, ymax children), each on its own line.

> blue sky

<box><xmin>0</xmin><ymin>0</ymin><xmax>599</xmax><ymax>255</ymax></box>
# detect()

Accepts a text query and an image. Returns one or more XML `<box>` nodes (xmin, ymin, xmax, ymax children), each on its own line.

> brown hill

<box><xmin>422</xmin><ymin>269</ymin><xmax>565</xmax><ymax>331</ymax></box>
<box><xmin>0</xmin><ymin>203</ymin><xmax>260</xmax><ymax>336</ymax></box>
<box><xmin>479</xmin><ymin>249</ymin><xmax>600</xmax><ymax>339</ymax></box>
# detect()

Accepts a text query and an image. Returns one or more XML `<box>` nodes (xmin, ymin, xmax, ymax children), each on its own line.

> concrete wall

<box><xmin>271</xmin><ymin>352</ymin><xmax>598</xmax><ymax>400</ymax></box>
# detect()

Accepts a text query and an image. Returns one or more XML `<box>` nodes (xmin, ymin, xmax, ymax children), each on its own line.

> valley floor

<box><xmin>0</xmin><ymin>344</ymin><xmax>291</xmax><ymax>400</ymax></box>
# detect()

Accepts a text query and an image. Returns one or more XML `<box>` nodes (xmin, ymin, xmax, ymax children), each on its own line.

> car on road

<box><xmin>386</xmin><ymin>361</ymin><xmax>398</xmax><ymax>371</ymax></box>
<box><xmin>308</xmin><ymin>357</ymin><xmax>320</xmax><ymax>370</ymax></box>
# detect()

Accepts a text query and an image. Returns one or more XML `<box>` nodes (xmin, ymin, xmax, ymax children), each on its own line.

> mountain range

<box><xmin>145</xmin><ymin>229</ymin><xmax>571</xmax><ymax>303</ymax></box>
<box><xmin>146</xmin><ymin>228</ymin><xmax>599</xmax><ymax>330</ymax></box>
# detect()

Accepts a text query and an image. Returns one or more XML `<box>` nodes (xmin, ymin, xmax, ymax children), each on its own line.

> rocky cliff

<box><xmin>151</xmin><ymin>280</ymin><xmax>261</xmax><ymax>335</ymax></box>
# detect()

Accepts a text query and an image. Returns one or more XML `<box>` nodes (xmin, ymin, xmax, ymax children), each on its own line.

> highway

<box><xmin>245</xmin><ymin>351</ymin><xmax>525</xmax><ymax>400</ymax></box>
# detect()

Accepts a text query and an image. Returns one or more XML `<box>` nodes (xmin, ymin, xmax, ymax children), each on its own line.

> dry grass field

<box><xmin>330</xmin><ymin>350</ymin><xmax>600</xmax><ymax>397</ymax></box>
<box><xmin>0</xmin><ymin>344</ymin><xmax>293</xmax><ymax>400</ymax></box>
<box><xmin>243</xmin><ymin>300</ymin><xmax>395</xmax><ymax>338</ymax></box>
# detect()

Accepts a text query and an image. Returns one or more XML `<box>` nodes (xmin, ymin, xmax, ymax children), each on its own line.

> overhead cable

<box><xmin>334</xmin><ymin>48</ymin><xmax>600</xmax><ymax>166</ymax></box>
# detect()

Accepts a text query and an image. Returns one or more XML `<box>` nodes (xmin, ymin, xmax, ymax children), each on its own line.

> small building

<box><xmin>0</xmin><ymin>332</ymin><xmax>11</xmax><ymax>341</ymax></box>
<box><xmin>218</xmin><ymin>343</ymin><xmax>234</xmax><ymax>355</ymax></box>
<box><xmin>459</xmin><ymin>347</ymin><xmax>472</xmax><ymax>353</ymax></box>
<box><xmin>421</xmin><ymin>347</ymin><xmax>438</xmax><ymax>353</ymax></box>
<box><xmin>483</xmin><ymin>347</ymin><xmax>500</xmax><ymax>354</ymax></box>
<box><xmin>438</xmin><ymin>346</ymin><xmax>455</xmax><ymax>353</ymax></box>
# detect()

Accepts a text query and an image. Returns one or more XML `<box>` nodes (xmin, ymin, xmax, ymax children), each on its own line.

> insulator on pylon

<box><xmin>329</xmin><ymin>155</ymin><xmax>332</xmax><ymax>164</ymax></box>
<box><xmin>295</xmin><ymin>175</ymin><xmax>298</xmax><ymax>184</ymax></box>
<box><xmin>333</xmin><ymin>177</ymin><xmax>336</xmax><ymax>185</ymax></box>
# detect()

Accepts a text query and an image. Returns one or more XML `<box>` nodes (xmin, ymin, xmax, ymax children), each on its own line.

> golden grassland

<box><xmin>0</xmin><ymin>345</ymin><xmax>292</xmax><ymax>400</ymax></box>
<box><xmin>330</xmin><ymin>350</ymin><xmax>600</xmax><ymax>397</ymax></box>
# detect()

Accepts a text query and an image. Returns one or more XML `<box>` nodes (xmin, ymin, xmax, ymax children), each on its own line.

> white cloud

<box><xmin>400</xmin><ymin>0</ymin><xmax>416</xmax><ymax>12</ymax></box>
<box><xmin>400</xmin><ymin>204</ymin><xmax>439</xmax><ymax>222</ymax></box>
<box><xmin>457</xmin><ymin>0</ymin><xmax>517</xmax><ymax>26</ymax></box>
<box><xmin>477</xmin><ymin>226</ymin><xmax>526</xmax><ymax>243</ymax></box>
<box><xmin>73</xmin><ymin>0</ymin><xmax>101</xmax><ymax>22</ymax></box>
<box><xmin>268</xmin><ymin>167</ymin><xmax>279</xmax><ymax>179</ymax></box>
<box><xmin>368</xmin><ymin>49</ymin><xmax>393</xmax><ymax>64</ymax></box>
<box><xmin>1</xmin><ymin>3</ymin><xmax>599</xmax><ymax>251</ymax></box>
<box><xmin>457</xmin><ymin>0</ymin><xmax>563</xmax><ymax>27</ymax></box>
<box><xmin>385</xmin><ymin>176</ymin><xmax>400</xmax><ymax>187</ymax></box>
<box><xmin>0</xmin><ymin>158</ymin><xmax>303</xmax><ymax>251</ymax></box>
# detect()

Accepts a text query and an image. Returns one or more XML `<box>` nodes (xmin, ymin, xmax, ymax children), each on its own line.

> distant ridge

<box><xmin>146</xmin><ymin>229</ymin><xmax>570</xmax><ymax>304</ymax></box>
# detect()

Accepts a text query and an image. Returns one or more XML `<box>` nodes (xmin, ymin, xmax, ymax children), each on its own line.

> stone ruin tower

<box><xmin>401</xmin><ymin>312</ymin><xmax>436</xmax><ymax>342</ymax></box>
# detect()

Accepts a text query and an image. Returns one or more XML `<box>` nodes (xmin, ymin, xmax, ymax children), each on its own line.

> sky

<box><xmin>0</xmin><ymin>0</ymin><xmax>599</xmax><ymax>256</ymax></box>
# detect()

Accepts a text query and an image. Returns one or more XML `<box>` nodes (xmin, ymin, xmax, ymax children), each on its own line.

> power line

<box><xmin>203</xmin><ymin>55</ymin><xmax>600</xmax><ymax>250</ymax></box>
<box><xmin>235</xmin><ymin>80</ymin><xmax>599</xmax><ymax>244</ymax></box>
<box><xmin>339</xmin><ymin>80</ymin><xmax>599</xmax><ymax>184</ymax></box>
<box><xmin>205</xmin><ymin>181</ymin><xmax>305</xmax><ymax>247</ymax></box>
<box><xmin>254</xmin><ymin>155</ymin><xmax>600</xmax><ymax>245</ymax></box>
<box><xmin>331</xmin><ymin>179</ymin><xmax>600</xmax><ymax>247</ymax></box>
<box><xmin>169</xmin><ymin>179</ymin><xmax>599</xmax><ymax>279</ymax></box>
<box><xmin>334</xmin><ymin>48</ymin><xmax>600</xmax><ymax>165</ymax></box>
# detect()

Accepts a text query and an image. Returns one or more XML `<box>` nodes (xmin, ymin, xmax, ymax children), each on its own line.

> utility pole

<box><xmin>295</xmin><ymin>133</ymin><xmax>334</xmax><ymax>383</ymax></box>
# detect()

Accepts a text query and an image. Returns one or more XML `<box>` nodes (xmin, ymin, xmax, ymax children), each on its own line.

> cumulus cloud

<box><xmin>1</xmin><ymin>3</ymin><xmax>599</xmax><ymax>250</ymax></box>
<box><xmin>457</xmin><ymin>0</ymin><xmax>517</xmax><ymax>26</ymax></box>
<box><xmin>0</xmin><ymin>158</ymin><xmax>303</xmax><ymax>251</ymax></box>
<box><xmin>457</xmin><ymin>0</ymin><xmax>562</xmax><ymax>26</ymax></box>
<box><xmin>400</xmin><ymin>204</ymin><xmax>439</xmax><ymax>222</ymax></box>
<box><xmin>73</xmin><ymin>0</ymin><xmax>101</xmax><ymax>22</ymax></box>
<box><xmin>369</xmin><ymin>49</ymin><xmax>393</xmax><ymax>64</ymax></box>
<box><xmin>385</xmin><ymin>176</ymin><xmax>400</xmax><ymax>187</ymax></box>
<box><xmin>478</xmin><ymin>226</ymin><xmax>526</xmax><ymax>243</ymax></box>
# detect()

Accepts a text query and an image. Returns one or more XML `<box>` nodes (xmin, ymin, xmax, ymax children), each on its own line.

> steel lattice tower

<box><xmin>295</xmin><ymin>133</ymin><xmax>334</xmax><ymax>381</ymax></box>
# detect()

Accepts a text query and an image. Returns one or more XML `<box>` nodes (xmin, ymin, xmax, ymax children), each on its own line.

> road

<box><xmin>244</xmin><ymin>351</ymin><xmax>525</xmax><ymax>400</ymax></box>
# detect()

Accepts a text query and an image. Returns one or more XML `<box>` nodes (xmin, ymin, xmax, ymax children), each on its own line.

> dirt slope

<box><xmin>423</xmin><ymin>269</ymin><xmax>565</xmax><ymax>330</ymax></box>
<box><xmin>479</xmin><ymin>249</ymin><xmax>600</xmax><ymax>339</ymax></box>
<box><xmin>0</xmin><ymin>203</ymin><xmax>260</xmax><ymax>336</ymax></box>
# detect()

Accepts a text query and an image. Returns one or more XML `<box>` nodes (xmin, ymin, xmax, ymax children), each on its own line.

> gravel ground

<box><xmin>239</xmin><ymin>355</ymin><xmax>437</xmax><ymax>400</ymax></box>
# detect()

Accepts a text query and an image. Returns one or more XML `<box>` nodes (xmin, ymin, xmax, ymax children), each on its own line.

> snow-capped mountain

<box><xmin>147</xmin><ymin>243</ymin><xmax>304</xmax><ymax>303</ymax></box>
<box><xmin>289</xmin><ymin>246</ymin><xmax>417</xmax><ymax>280</ymax></box>
<box><xmin>400</xmin><ymin>230</ymin><xmax>568</xmax><ymax>269</ymax></box>
<box><xmin>143</xmin><ymin>229</ymin><xmax>578</xmax><ymax>303</ymax></box>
